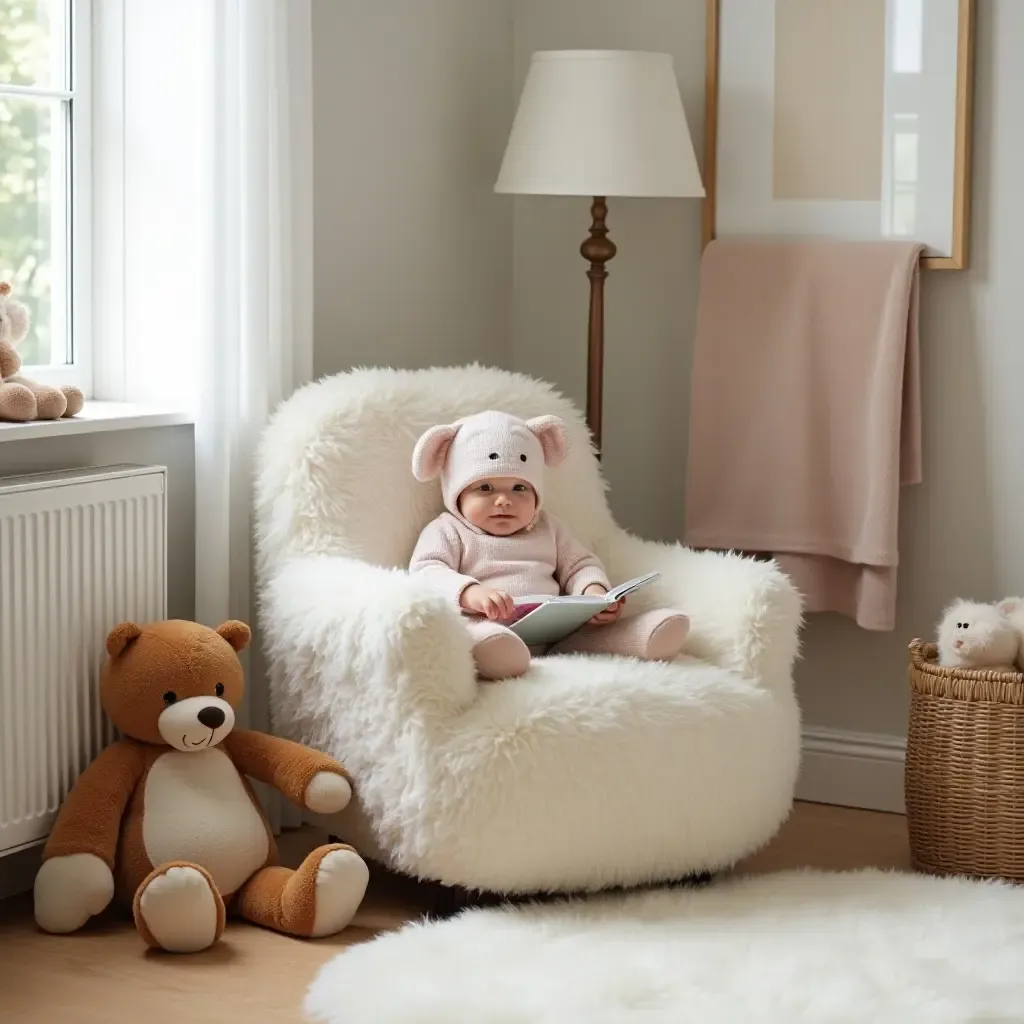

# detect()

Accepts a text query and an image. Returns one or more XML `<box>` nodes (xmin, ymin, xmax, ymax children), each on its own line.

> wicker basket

<box><xmin>906</xmin><ymin>639</ymin><xmax>1024</xmax><ymax>881</ymax></box>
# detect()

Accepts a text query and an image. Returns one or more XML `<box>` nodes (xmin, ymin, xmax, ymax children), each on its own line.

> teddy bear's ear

<box><xmin>998</xmin><ymin>597</ymin><xmax>1022</xmax><ymax>616</ymax></box>
<box><xmin>0</xmin><ymin>282</ymin><xmax>10</xmax><ymax>295</ymax></box>
<box><xmin>107</xmin><ymin>621</ymin><xmax>143</xmax><ymax>657</ymax></box>
<box><xmin>5</xmin><ymin>299</ymin><xmax>30</xmax><ymax>344</ymax></box>
<box><xmin>216</xmin><ymin>620</ymin><xmax>251</xmax><ymax>652</ymax></box>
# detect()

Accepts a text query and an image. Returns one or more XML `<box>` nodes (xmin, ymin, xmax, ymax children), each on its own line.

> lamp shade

<box><xmin>495</xmin><ymin>50</ymin><xmax>704</xmax><ymax>199</ymax></box>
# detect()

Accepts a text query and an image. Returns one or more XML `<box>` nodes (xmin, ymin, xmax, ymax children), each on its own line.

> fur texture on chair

<box><xmin>254</xmin><ymin>365</ymin><xmax>803</xmax><ymax>894</ymax></box>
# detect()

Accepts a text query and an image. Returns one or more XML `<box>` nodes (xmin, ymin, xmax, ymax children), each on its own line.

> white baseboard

<box><xmin>797</xmin><ymin>727</ymin><xmax>907</xmax><ymax>814</ymax></box>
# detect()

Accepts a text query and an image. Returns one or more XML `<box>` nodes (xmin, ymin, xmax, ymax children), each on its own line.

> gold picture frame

<box><xmin>702</xmin><ymin>0</ymin><xmax>975</xmax><ymax>269</ymax></box>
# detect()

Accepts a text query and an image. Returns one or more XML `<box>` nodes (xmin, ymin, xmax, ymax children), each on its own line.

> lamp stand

<box><xmin>580</xmin><ymin>196</ymin><xmax>616</xmax><ymax>457</ymax></box>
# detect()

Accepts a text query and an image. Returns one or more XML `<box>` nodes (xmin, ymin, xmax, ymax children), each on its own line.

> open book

<box><xmin>503</xmin><ymin>572</ymin><xmax>660</xmax><ymax>646</ymax></box>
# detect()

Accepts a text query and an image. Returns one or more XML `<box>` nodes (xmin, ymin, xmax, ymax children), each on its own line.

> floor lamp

<box><xmin>495</xmin><ymin>50</ymin><xmax>704</xmax><ymax>455</ymax></box>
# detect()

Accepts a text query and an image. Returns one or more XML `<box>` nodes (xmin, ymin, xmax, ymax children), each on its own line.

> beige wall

<box><xmin>510</xmin><ymin>1</ymin><xmax>1024</xmax><ymax>752</ymax></box>
<box><xmin>312</xmin><ymin>0</ymin><xmax>514</xmax><ymax>377</ymax></box>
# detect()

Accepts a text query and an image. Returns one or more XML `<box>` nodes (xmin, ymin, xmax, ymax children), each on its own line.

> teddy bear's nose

<box><xmin>197</xmin><ymin>705</ymin><xmax>226</xmax><ymax>729</ymax></box>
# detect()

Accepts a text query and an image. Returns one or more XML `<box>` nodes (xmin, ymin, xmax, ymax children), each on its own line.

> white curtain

<box><xmin>196</xmin><ymin>0</ymin><xmax>315</xmax><ymax>829</ymax></box>
<box><xmin>107</xmin><ymin>1</ymin><xmax>314</xmax><ymax>826</ymax></box>
<box><xmin>196</xmin><ymin>3</ymin><xmax>314</xmax><ymax>835</ymax></box>
<box><xmin>194</xmin><ymin>0</ymin><xmax>315</xmax><ymax>688</ymax></box>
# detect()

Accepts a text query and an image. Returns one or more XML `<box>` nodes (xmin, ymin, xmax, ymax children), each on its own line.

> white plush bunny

<box><xmin>996</xmin><ymin>597</ymin><xmax>1024</xmax><ymax>672</ymax></box>
<box><xmin>936</xmin><ymin>599</ymin><xmax>1020</xmax><ymax>673</ymax></box>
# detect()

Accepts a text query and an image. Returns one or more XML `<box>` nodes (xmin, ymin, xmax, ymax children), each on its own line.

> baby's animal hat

<box><xmin>412</xmin><ymin>410</ymin><xmax>569</xmax><ymax>527</ymax></box>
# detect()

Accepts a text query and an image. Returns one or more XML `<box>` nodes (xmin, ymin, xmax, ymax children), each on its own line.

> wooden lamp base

<box><xmin>581</xmin><ymin>196</ymin><xmax>616</xmax><ymax>457</ymax></box>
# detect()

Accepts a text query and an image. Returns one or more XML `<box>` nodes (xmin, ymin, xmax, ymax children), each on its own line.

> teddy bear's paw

<box><xmin>0</xmin><ymin>382</ymin><xmax>37</xmax><ymax>423</ymax></box>
<box><xmin>310</xmin><ymin>847</ymin><xmax>370</xmax><ymax>937</ymax></box>
<box><xmin>60</xmin><ymin>385</ymin><xmax>84</xmax><ymax>417</ymax></box>
<box><xmin>304</xmin><ymin>770</ymin><xmax>352</xmax><ymax>814</ymax></box>
<box><xmin>136</xmin><ymin>864</ymin><xmax>224</xmax><ymax>953</ymax></box>
<box><xmin>34</xmin><ymin>853</ymin><xmax>114</xmax><ymax>933</ymax></box>
<box><xmin>32</xmin><ymin>387</ymin><xmax>67</xmax><ymax>420</ymax></box>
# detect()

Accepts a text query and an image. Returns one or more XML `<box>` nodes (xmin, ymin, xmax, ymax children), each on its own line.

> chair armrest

<box><xmin>600</xmin><ymin>534</ymin><xmax>804</xmax><ymax>685</ymax></box>
<box><xmin>260</xmin><ymin>555</ymin><xmax>479</xmax><ymax>729</ymax></box>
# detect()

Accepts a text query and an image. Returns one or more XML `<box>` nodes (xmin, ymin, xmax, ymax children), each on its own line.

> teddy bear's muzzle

<box><xmin>158</xmin><ymin>695</ymin><xmax>236</xmax><ymax>751</ymax></box>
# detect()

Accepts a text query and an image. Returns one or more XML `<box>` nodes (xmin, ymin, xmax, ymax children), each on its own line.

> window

<box><xmin>0</xmin><ymin>0</ymin><xmax>90</xmax><ymax>394</ymax></box>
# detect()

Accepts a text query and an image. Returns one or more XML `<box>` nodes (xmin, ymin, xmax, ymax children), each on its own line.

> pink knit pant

<box><xmin>465</xmin><ymin>609</ymin><xmax>690</xmax><ymax>680</ymax></box>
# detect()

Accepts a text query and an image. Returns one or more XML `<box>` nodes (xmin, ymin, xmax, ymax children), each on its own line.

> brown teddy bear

<box><xmin>0</xmin><ymin>281</ymin><xmax>84</xmax><ymax>421</ymax></box>
<box><xmin>33</xmin><ymin>618</ymin><xmax>369</xmax><ymax>954</ymax></box>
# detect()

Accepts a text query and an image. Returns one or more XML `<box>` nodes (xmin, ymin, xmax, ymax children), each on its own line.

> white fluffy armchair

<box><xmin>255</xmin><ymin>365</ymin><xmax>803</xmax><ymax>895</ymax></box>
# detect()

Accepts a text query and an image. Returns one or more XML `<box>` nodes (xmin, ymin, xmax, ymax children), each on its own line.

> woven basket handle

<box><xmin>909</xmin><ymin>638</ymin><xmax>938</xmax><ymax>667</ymax></box>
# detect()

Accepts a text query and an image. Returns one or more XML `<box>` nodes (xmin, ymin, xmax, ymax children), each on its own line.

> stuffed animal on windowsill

<box><xmin>33</xmin><ymin>618</ymin><xmax>369</xmax><ymax>954</ymax></box>
<box><xmin>0</xmin><ymin>281</ymin><xmax>84</xmax><ymax>422</ymax></box>
<box><xmin>935</xmin><ymin>599</ymin><xmax>1020</xmax><ymax>674</ymax></box>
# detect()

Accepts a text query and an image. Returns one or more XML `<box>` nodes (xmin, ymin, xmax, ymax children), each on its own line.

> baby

<box><xmin>409</xmin><ymin>409</ymin><xmax>689</xmax><ymax>679</ymax></box>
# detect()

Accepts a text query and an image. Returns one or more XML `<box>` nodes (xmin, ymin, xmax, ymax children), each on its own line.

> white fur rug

<box><xmin>305</xmin><ymin>869</ymin><xmax>1024</xmax><ymax>1023</ymax></box>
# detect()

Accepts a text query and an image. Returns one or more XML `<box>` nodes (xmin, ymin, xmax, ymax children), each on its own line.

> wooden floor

<box><xmin>1</xmin><ymin>801</ymin><xmax>911</xmax><ymax>1023</ymax></box>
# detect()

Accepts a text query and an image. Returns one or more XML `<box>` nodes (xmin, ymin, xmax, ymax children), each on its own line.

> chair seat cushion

<box><xmin>367</xmin><ymin>652</ymin><xmax>801</xmax><ymax>894</ymax></box>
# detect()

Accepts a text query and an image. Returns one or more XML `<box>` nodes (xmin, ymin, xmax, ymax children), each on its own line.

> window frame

<box><xmin>2</xmin><ymin>0</ymin><xmax>93</xmax><ymax>397</ymax></box>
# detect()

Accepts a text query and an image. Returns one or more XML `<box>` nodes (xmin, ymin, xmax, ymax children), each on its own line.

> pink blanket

<box><xmin>683</xmin><ymin>238</ymin><xmax>925</xmax><ymax>630</ymax></box>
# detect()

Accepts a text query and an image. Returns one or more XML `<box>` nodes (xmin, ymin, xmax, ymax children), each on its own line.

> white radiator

<box><xmin>0</xmin><ymin>465</ymin><xmax>168</xmax><ymax>856</ymax></box>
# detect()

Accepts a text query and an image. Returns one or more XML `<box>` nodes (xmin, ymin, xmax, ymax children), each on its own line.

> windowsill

<box><xmin>0</xmin><ymin>401</ymin><xmax>194</xmax><ymax>443</ymax></box>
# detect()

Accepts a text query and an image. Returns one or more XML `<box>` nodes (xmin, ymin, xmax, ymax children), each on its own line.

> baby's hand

<box><xmin>583</xmin><ymin>584</ymin><xmax>624</xmax><ymax>625</ymax></box>
<box><xmin>461</xmin><ymin>584</ymin><xmax>516</xmax><ymax>621</ymax></box>
<box><xmin>589</xmin><ymin>600</ymin><xmax>623</xmax><ymax>625</ymax></box>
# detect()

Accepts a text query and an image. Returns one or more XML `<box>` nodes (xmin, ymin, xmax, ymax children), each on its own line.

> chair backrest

<box><xmin>254</xmin><ymin>365</ymin><xmax>618</xmax><ymax>576</ymax></box>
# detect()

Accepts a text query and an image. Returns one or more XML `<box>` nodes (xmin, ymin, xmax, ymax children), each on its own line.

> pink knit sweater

<box><xmin>409</xmin><ymin>511</ymin><xmax>610</xmax><ymax>608</ymax></box>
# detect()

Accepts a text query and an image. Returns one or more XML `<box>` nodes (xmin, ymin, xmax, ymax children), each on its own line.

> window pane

<box><xmin>0</xmin><ymin>96</ymin><xmax>66</xmax><ymax>366</ymax></box>
<box><xmin>0</xmin><ymin>0</ymin><xmax>69</xmax><ymax>90</ymax></box>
